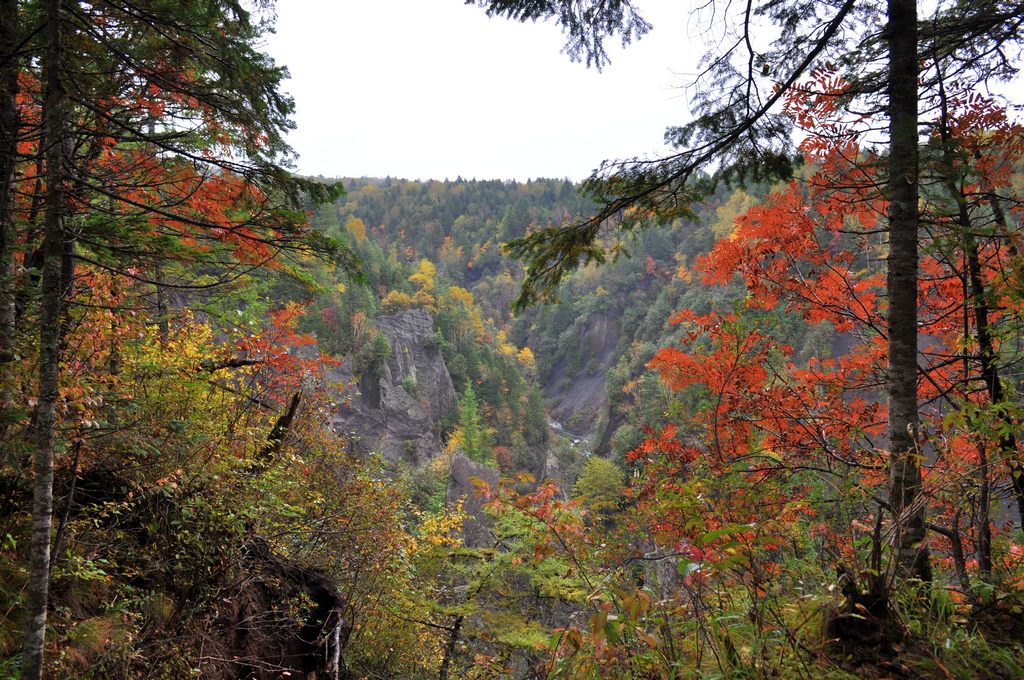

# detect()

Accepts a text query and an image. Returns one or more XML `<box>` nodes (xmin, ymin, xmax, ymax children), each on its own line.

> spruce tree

<box><xmin>458</xmin><ymin>384</ymin><xmax>492</xmax><ymax>465</ymax></box>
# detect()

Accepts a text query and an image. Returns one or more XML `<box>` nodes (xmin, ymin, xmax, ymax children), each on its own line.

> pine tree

<box><xmin>458</xmin><ymin>384</ymin><xmax>492</xmax><ymax>465</ymax></box>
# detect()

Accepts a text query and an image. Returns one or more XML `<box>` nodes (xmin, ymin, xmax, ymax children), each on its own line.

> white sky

<box><xmin>264</xmin><ymin>2</ymin><xmax>707</xmax><ymax>181</ymax></box>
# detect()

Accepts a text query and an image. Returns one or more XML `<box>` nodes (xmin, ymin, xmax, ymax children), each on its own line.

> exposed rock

<box><xmin>540</xmin><ymin>450</ymin><xmax>568</xmax><ymax>499</ymax></box>
<box><xmin>330</xmin><ymin>309</ymin><xmax>456</xmax><ymax>465</ymax></box>
<box><xmin>375</xmin><ymin>309</ymin><xmax>455</xmax><ymax>421</ymax></box>
<box><xmin>446</xmin><ymin>450</ymin><xmax>499</xmax><ymax>549</ymax></box>
<box><xmin>642</xmin><ymin>540</ymin><xmax>685</xmax><ymax>600</ymax></box>
<box><xmin>544</xmin><ymin>310</ymin><xmax>620</xmax><ymax>436</ymax></box>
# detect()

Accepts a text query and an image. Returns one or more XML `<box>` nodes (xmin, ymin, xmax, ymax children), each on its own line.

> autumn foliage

<box><xmin>633</xmin><ymin>76</ymin><xmax>1024</xmax><ymax>626</ymax></box>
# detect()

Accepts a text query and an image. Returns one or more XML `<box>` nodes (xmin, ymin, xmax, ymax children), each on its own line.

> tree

<box><xmin>466</xmin><ymin>0</ymin><xmax>650</xmax><ymax>70</ymax></box>
<box><xmin>921</xmin><ymin>85</ymin><xmax>1024</xmax><ymax>582</ymax></box>
<box><xmin>471</xmin><ymin>0</ymin><xmax>1024</xmax><ymax>582</ymax></box>
<box><xmin>2</xmin><ymin>1</ymin><xmax>344</xmax><ymax>675</ymax></box>
<box><xmin>634</xmin><ymin>72</ymin><xmax>1024</xmax><ymax>604</ymax></box>
<box><xmin>22</xmin><ymin>3</ymin><xmax>67</xmax><ymax>675</ymax></box>
<box><xmin>0</xmin><ymin>0</ymin><xmax>16</xmax><ymax>443</ymax></box>
<box><xmin>456</xmin><ymin>384</ymin><xmax>492</xmax><ymax>465</ymax></box>
<box><xmin>885</xmin><ymin>0</ymin><xmax>929</xmax><ymax>580</ymax></box>
<box><xmin>346</xmin><ymin>215</ymin><xmax>368</xmax><ymax>242</ymax></box>
<box><xmin>572</xmin><ymin>456</ymin><xmax>624</xmax><ymax>515</ymax></box>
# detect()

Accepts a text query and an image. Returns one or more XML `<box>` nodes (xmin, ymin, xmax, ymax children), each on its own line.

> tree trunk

<box><xmin>960</xmin><ymin>211</ymin><xmax>999</xmax><ymax>580</ymax></box>
<box><xmin>935</xmin><ymin>73</ymin><xmax>1000</xmax><ymax>577</ymax></box>
<box><xmin>886</xmin><ymin>0</ymin><xmax>930</xmax><ymax>581</ymax></box>
<box><xmin>21</xmin><ymin>0</ymin><xmax>66</xmax><ymax>676</ymax></box>
<box><xmin>155</xmin><ymin>264</ymin><xmax>169</xmax><ymax>346</ymax></box>
<box><xmin>0</xmin><ymin>0</ymin><xmax>19</xmax><ymax>454</ymax></box>
<box><xmin>438</xmin><ymin>614</ymin><xmax>463</xmax><ymax>680</ymax></box>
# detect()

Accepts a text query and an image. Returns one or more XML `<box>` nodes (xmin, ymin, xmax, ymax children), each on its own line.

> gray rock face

<box><xmin>540</xmin><ymin>450</ymin><xmax>569</xmax><ymax>499</ymax></box>
<box><xmin>330</xmin><ymin>309</ymin><xmax>456</xmax><ymax>465</ymax></box>
<box><xmin>446</xmin><ymin>450</ymin><xmax>499</xmax><ymax>548</ymax></box>
<box><xmin>375</xmin><ymin>309</ymin><xmax>455</xmax><ymax>422</ymax></box>
<box><xmin>545</xmin><ymin>310</ymin><xmax>620</xmax><ymax>435</ymax></box>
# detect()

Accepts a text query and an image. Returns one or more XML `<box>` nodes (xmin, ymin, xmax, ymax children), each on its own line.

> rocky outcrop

<box><xmin>374</xmin><ymin>309</ymin><xmax>456</xmax><ymax>421</ymax></box>
<box><xmin>330</xmin><ymin>309</ymin><xmax>456</xmax><ymax>465</ymax></box>
<box><xmin>445</xmin><ymin>448</ymin><xmax>568</xmax><ymax>549</ymax></box>
<box><xmin>446</xmin><ymin>450</ymin><xmax>499</xmax><ymax>549</ymax></box>
<box><xmin>544</xmin><ymin>310</ymin><xmax>620</xmax><ymax>435</ymax></box>
<box><xmin>540</xmin><ymin>450</ymin><xmax>569</xmax><ymax>499</ymax></box>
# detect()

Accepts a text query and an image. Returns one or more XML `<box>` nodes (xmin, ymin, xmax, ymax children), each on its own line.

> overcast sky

<box><xmin>264</xmin><ymin>2</ymin><xmax>708</xmax><ymax>181</ymax></box>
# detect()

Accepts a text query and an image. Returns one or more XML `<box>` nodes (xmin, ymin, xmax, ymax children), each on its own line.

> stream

<box><xmin>548</xmin><ymin>420</ymin><xmax>592</xmax><ymax>457</ymax></box>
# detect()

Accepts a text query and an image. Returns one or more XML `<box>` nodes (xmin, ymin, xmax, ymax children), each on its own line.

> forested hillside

<box><xmin>311</xmin><ymin>177</ymin><xmax>828</xmax><ymax>464</ymax></box>
<box><xmin>4</xmin><ymin>0</ymin><xmax>1024</xmax><ymax>678</ymax></box>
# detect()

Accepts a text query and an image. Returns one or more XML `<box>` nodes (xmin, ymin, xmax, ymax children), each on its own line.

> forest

<box><xmin>2</xmin><ymin>0</ymin><xmax>1024</xmax><ymax>678</ymax></box>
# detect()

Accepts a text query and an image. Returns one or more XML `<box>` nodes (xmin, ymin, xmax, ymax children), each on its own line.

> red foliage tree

<box><xmin>632</xmin><ymin>75</ymin><xmax>1024</xmax><ymax>600</ymax></box>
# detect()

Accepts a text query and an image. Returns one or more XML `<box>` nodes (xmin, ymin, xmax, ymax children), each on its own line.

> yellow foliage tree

<box><xmin>517</xmin><ymin>347</ymin><xmax>536</xmax><ymax>372</ymax></box>
<box><xmin>381</xmin><ymin>290</ymin><xmax>415</xmax><ymax>314</ymax></box>
<box><xmin>345</xmin><ymin>215</ymin><xmax>368</xmax><ymax>242</ymax></box>
<box><xmin>408</xmin><ymin>259</ymin><xmax>437</xmax><ymax>311</ymax></box>
<box><xmin>447</xmin><ymin>285</ymin><xmax>475</xmax><ymax>308</ymax></box>
<box><xmin>409</xmin><ymin>259</ymin><xmax>436</xmax><ymax>293</ymax></box>
<box><xmin>711</xmin><ymin>188</ymin><xmax>759</xmax><ymax>239</ymax></box>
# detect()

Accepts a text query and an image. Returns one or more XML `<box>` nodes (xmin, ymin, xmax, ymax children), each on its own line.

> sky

<box><xmin>264</xmin><ymin>2</ymin><xmax>707</xmax><ymax>181</ymax></box>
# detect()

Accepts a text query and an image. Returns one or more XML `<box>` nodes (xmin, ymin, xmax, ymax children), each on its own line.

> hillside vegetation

<box><xmin>3</xmin><ymin>0</ymin><xmax>1024</xmax><ymax>677</ymax></box>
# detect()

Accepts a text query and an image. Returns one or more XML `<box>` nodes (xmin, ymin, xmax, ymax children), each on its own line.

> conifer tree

<box><xmin>458</xmin><ymin>384</ymin><xmax>491</xmax><ymax>465</ymax></box>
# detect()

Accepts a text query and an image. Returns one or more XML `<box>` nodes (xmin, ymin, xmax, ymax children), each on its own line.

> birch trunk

<box><xmin>0</xmin><ymin>0</ymin><xmax>19</xmax><ymax>453</ymax></box>
<box><xmin>21</xmin><ymin>0</ymin><xmax>67</xmax><ymax>675</ymax></box>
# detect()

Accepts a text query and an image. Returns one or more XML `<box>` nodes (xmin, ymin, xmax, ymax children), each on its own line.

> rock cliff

<box><xmin>446</xmin><ymin>447</ymin><xmax>570</xmax><ymax>551</ymax></box>
<box><xmin>446</xmin><ymin>450</ymin><xmax>500</xmax><ymax>548</ymax></box>
<box><xmin>544</xmin><ymin>309</ymin><xmax>620</xmax><ymax>435</ymax></box>
<box><xmin>330</xmin><ymin>309</ymin><xmax>456</xmax><ymax>465</ymax></box>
